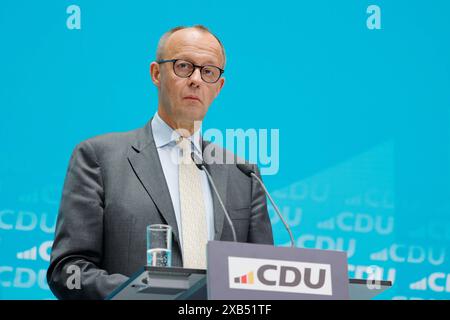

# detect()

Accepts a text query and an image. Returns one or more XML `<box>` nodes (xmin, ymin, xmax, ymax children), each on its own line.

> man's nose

<box><xmin>188</xmin><ymin>67</ymin><xmax>202</xmax><ymax>86</ymax></box>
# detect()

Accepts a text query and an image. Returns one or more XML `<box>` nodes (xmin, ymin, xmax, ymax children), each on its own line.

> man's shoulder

<box><xmin>73</xmin><ymin>123</ymin><xmax>148</xmax><ymax>157</ymax></box>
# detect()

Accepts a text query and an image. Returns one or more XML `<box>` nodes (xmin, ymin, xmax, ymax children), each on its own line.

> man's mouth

<box><xmin>183</xmin><ymin>95</ymin><xmax>201</xmax><ymax>102</ymax></box>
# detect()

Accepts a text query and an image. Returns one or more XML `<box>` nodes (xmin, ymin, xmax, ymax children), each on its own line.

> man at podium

<box><xmin>47</xmin><ymin>25</ymin><xmax>273</xmax><ymax>300</ymax></box>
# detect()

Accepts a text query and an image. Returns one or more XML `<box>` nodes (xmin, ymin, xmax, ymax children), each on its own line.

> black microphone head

<box><xmin>236</xmin><ymin>163</ymin><xmax>255</xmax><ymax>177</ymax></box>
<box><xmin>190</xmin><ymin>152</ymin><xmax>204</xmax><ymax>170</ymax></box>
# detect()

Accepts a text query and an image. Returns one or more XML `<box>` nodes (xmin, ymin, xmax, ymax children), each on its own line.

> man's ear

<box><xmin>214</xmin><ymin>77</ymin><xmax>225</xmax><ymax>98</ymax></box>
<box><xmin>150</xmin><ymin>62</ymin><xmax>161</xmax><ymax>88</ymax></box>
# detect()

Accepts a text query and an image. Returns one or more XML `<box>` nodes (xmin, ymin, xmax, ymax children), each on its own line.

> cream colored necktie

<box><xmin>178</xmin><ymin>137</ymin><xmax>208</xmax><ymax>269</ymax></box>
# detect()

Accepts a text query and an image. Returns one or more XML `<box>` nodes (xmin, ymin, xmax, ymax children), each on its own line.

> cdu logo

<box><xmin>234</xmin><ymin>271</ymin><xmax>255</xmax><ymax>284</ymax></box>
<box><xmin>228</xmin><ymin>257</ymin><xmax>332</xmax><ymax>295</ymax></box>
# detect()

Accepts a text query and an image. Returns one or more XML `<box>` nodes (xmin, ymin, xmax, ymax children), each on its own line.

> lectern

<box><xmin>107</xmin><ymin>241</ymin><xmax>391</xmax><ymax>300</ymax></box>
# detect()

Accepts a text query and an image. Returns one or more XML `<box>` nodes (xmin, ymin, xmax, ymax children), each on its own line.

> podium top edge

<box><xmin>349</xmin><ymin>278</ymin><xmax>392</xmax><ymax>287</ymax></box>
<box><xmin>144</xmin><ymin>266</ymin><xmax>206</xmax><ymax>275</ymax></box>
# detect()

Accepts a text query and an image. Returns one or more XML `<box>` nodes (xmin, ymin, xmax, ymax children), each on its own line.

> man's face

<box><xmin>151</xmin><ymin>28</ymin><xmax>225</xmax><ymax>130</ymax></box>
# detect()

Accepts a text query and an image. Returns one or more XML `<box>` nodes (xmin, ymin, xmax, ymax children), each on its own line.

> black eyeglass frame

<box><xmin>156</xmin><ymin>59</ymin><xmax>225</xmax><ymax>83</ymax></box>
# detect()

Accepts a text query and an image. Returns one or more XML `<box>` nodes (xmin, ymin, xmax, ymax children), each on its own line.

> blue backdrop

<box><xmin>1</xmin><ymin>0</ymin><xmax>449</xmax><ymax>300</ymax></box>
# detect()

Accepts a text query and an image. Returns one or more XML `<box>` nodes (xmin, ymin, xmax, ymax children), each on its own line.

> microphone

<box><xmin>190</xmin><ymin>152</ymin><xmax>237</xmax><ymax>242</ymax></box>
<box><xmin>236</xmin><ymin>163</ymin><xmax>296</xmax><ymax>247</ymax></box>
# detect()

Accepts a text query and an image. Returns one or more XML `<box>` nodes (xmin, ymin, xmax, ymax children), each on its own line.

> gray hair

<box><xmin>156</xmin><ymin>25</ymin><xmax>226</xmax><ymax>68</ymax></box>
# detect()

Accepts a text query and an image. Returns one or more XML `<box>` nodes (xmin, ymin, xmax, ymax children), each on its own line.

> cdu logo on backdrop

<box><xmin>228</xmin><ymin>257</ymin><xmax>332</xmax><ymax>296</ymax></box>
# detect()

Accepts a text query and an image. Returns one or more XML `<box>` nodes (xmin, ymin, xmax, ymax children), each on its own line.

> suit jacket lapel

<box><xmin>127</xmin><ymin>118</ymin><xmax>181</xmax><ymax>249</ymax></box>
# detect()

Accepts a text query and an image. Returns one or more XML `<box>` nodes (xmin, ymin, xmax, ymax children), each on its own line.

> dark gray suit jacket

<box><xmin>47</xmin><ymin>118</ymin><xmax>273</xmax><ymax>300</ymax></box>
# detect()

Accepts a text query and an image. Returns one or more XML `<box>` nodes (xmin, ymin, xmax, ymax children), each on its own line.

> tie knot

<box><xmin>177</xmin><ymin>136</ymin><xmax>189</xmax><ymax>149</ymax></box>
<box><xmin>177</xmin><ymin>137</ymin><xmax>192</xmax><ymax>161</ymax></box>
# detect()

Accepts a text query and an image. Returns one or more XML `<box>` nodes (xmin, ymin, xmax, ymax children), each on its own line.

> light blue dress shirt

<box><xmin>151</xmin><ymin>111</ymin><xmax>214</xmax><ymax>250</ymax></box>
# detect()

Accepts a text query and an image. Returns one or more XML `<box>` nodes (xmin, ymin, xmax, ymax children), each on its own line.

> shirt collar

<box><xmin>151</xmin><ymin>111</ymin><xmax>203</xmax><ymax>155</ymax></box>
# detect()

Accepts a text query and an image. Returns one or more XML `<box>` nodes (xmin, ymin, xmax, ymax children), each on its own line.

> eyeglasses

<box><xmin>156</xmin><ymin>59</ymin><xmax>224</xmax><ymax>83</ymax></box>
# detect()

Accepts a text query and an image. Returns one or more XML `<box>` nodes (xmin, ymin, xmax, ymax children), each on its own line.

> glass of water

<box><xmin>147</xmin><ymin>224</ymin><xmax>172</xmax><ymax>267</ymax></box>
